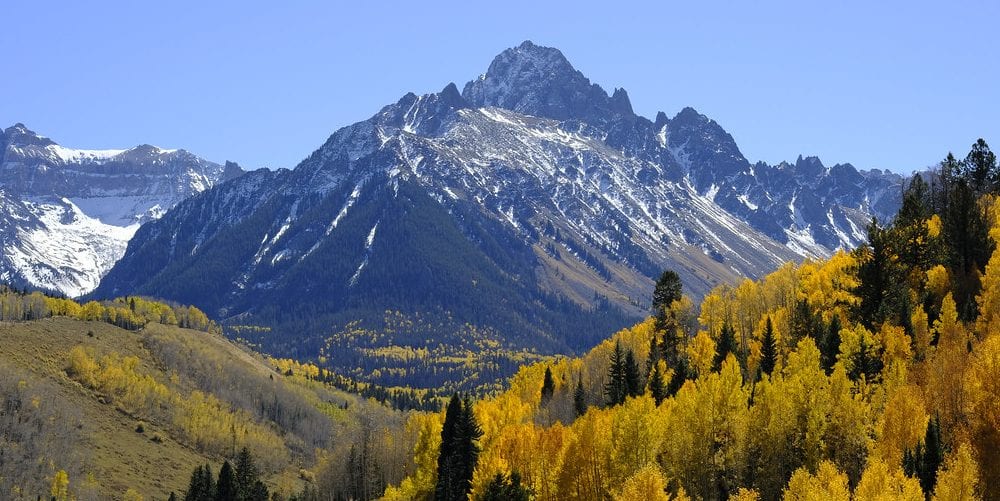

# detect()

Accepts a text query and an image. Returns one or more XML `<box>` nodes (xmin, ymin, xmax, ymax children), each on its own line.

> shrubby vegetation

<box><xmin>0</xmin><ymin>288</ymin><xmax>216</xmax><ymax>333</ymax></box>
<box><xmin>0</xmin><ymin>361</ymin><xmax>87</xmax><ymax>500</ymax></box>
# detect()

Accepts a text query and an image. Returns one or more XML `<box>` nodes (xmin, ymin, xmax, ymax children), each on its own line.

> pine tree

<box><xmin>605</xmin><ymin>341</ymin><xmax>627</xmax><ymax>406</ymax></box>
<box><xmin>759</xmin><ymin>316</ymin><xmax>777</xmax><ymax>376</ymax></box>
<box><xmin>185</xmin><ymin>464</ymin><xmax>214</xmax><ymax>501</ymax></box>
<box><xmin>573</xmin><ymin>378</ymin><xmax>588</xmax><ymax>417</ymax></box>
<box><xmin>821</xmin><ymin>315</ymin><xmax>842</xmax><ymax>374</ymax></box>
<box><xmin>478</xmin><ymin>472</ymin><xmax>532</xmax><ymax>501</ymax></box>
<box><xmin>234</xmin><ymin>448</ymin><xmax>263</xmax><ymax>501</ymax></box>
<box><xmin>921</xmin><ymin>417</ymin><xmax>944</xmax><ymax>496</ymax></box>
<box><xmin>666</xmin><ymin>356</ymin><xmax>691</xmax><ymax>398</ymax></box>
<box><xmin>540</xmin><ymin>367</ymin><xmax>555</xmax><ymax>406</ymax></box>
<box><xmin>435</xmin><ymin>395</ymin><xmax>482</xmax><ymax>501</ymax></box>
<box><xmin>903</xmin><ymin>417</ymin><xmax>944</xmax><ymax>497</ymax></box>
<box><xmin>652</xmin><ymin>270</ymin><xmax>683</xmax><ymax>319</ymax></box>
<box><xmin>648</xmin><ymin>363</ymin><xmax>667</xmax><ymax>406</ymax></box>
<box><xmin>168</xmin><ymin>493</ymin><xmax>178</xmax><ymax>501</ymax></box>
<box><xmin>624</xmin><ymin>350</ymin><xmax>642</xmax><ymax>397</ymax></box>
<box><xmin>964</xmin><ymin>138</ymin><xmax>997</xmax><ymax>194</ymax></box>
<box><xmin>714</xmin><ymin>322</ymin><xmax>738</xmax><ymax>371</ymax></box>
<box><xmin>790</xmin><ymin>299</ymin><xmax>818</xmax><ymax>341</ymax></box>
<box><xmin>215</xmin><ymin>461</ymin><xmax>236</xmax><ymax>501</ymax></box>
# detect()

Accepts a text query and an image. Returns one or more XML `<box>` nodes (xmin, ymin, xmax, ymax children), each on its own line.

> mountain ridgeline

<box><xmin>94</xmin><ymin>41</ymin><xmax>904</xmax><ymax>390</ymax></box>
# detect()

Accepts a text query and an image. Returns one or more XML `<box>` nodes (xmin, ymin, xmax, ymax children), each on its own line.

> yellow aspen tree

<box><xmin>612</xmin><ymin>464</ymin><xmax>670</xmax><ymax>501</ymax></box>
<box><xmin>610</xmin><ymin>395</ymin><xmax>666</xmax><ymax>487</ymax></box>
<box><xmin>931</xmin><ymin>443</ymin><xmax>981</xmax><ymax>501</ymax></box>
<box><xmin>874</xmin><ymin>385</ymin><xmax>928</xmax><ymax>467</ymax></box>
<box><xmin>557</xmin><ymin>408</ymin><xmax>613</xmax><ymax>500</ymax></box>
<box><xmin>912</xmin><ymin>304</ymin><xmax>932</xmax><ymax>361</ymax></box>
<box><xmin>930</xmin><ymin>293</ymin><xmax>972</xmax><ymax>439</ymax></box>
<box><xmin>963</xmin><ymin>334</ymin><xmax>1000</xmax><ymax>490</ymax></box>
<box><xmin>686</xmin><ymin>330</ymin><xmax>716</xmax><ymax>377</ymax></box>
<box><xmin>730</xmin><ymin>488</ymin><xmax>761</xmax><ymax>501</ymax></box>
<box><xmin>854</xmin><ymin>457</ymin><xmax>923</xmax><ymax>501</ymax></box>
<box><xmin>50</xmin><ymin>470</ymin><xmax>69</xmax><ymax>501</ymax></box>
<box><xmin>384</xmin><ymin>411</ymin><xmax>443</xmax><ymax>500</ymax></box>
<box><xmin>977</xmin><ymin>247</ymin><xmax>1000</xmax><ymax>339</ymax></box>
<box><xmin>782</xmin><ymin>461</ymin><xmax>850</xmax><ymax>501</ymax></box>
<box><xmin>660</xmin><ymin>357</ymin><xmax>748</xmax><ymax>499</ymax></box>
<box><xmin>123</xmin><ymin>488</ymin><xmax>144</xmax><ymax>501</ymax></box>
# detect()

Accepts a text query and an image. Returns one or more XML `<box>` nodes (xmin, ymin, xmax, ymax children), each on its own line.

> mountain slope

<box><xmin>0</xmin><ymin>123</ymin><xmax>243</xmax><ymax>296</ymax></box>
<box><xmin>95</xmin><ymin>41</ymin><xmax>904</xmax><ymax>389</ymax></box>
<box><xmin>0</xmin><ymin>311</ymin><xmax>416</xmax><ymax>500</ymax></box>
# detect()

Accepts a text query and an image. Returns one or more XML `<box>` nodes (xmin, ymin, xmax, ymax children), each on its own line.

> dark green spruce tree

<box><xmin>714</xmin><ymin>322</ymin><xmax>738</xmax><ymax>371</ymax></box>
<box><xmin>573</xmin><ymin>377</ymin><xmax>588</xmax><ymax>417</ymax></box>
<box><xmin>652</xmin><ymin>269</ymin><xmax>683</xmax><ymax>318</ymax></box>
<box><xmin>759</xmin><ymin>317</ymin><xmax>777</xmax><ymax>377</ymax></box>
<box><xmin>234</xmin><ymin>447</ymin><xmax>268</xmax><ymax>501</ymax></box>
<box><xmin>435</xmin><ymin>395</ymin><xmax>483</xmax><ymax>501</ymax></box>
<box><xmin>903</xmin><ymin>416</ymin><xmax>944</xmax><ymax>497</ymax></box>
<box><xmin>648</xmin><ymin>362</ymin><xmax>667</xmax><ymax>406</ymax></box>
<box><xmin>185</xmin><ymin>464</ymin><xmax>214</xmax><ymax>501</ymax></box>
<box><xmin>478</xmin><ymin>472</ymin><xmax>532</xmax><ymax>501</ymax></box>
<box><xmin>540</xmin><ymin>367</ymin><xmax>555</xmax><ymax>406</ymax></box>
<box><xmin>624</xmin><ymin>350</ymin><xmax>643</xmax><ymax>397</ymax></box>
<box><xmin>821</xmin><ymin>315</ymin><xmax>842</xmax><ymax>374</ymax></box>
<box><xmin>605</xmin><ymin>341</ymin><xmax>627</xmax><ymax>406</ymax></box>
<box><xmin>215</xmin><ymin>461</ymin><xmax>236</xmax><ymax>501</ymax></box>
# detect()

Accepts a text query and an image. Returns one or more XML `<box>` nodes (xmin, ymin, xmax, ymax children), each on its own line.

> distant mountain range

<box><xmin>0</xmin><ymin>123</ymin><xmax>242</xmax><ymax>296</ymax></box>
<box><xmin>64</xmin><ymin>41</ymin><xmax>903</xmax><ymax>388</ymax></box>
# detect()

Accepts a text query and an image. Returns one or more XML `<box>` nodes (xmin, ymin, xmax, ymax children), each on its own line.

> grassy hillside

<box><xmin>0</xmin><ymin>315</ymin><xmax>412</xmax><ymax>500</ymax></box>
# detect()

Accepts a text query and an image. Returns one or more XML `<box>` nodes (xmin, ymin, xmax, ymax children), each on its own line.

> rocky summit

<box><xmin>92</xmin><ymin>41</ymin><xmax>904</xmax><ymax>389</ymax></box>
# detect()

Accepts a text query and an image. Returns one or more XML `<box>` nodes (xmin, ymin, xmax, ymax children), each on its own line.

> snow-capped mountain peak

<box><xmin>0</xmin><ymin>124</ymin><xmax>244</xmax><ymax>296</ymax></box>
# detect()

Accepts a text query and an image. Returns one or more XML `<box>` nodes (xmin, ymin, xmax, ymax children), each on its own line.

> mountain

<box><xmin>94</xmin><ymin>41</ymin><xmax>904</xmax><ymax>389</ymax></box>
<box><xmin>0</xmin><ymin>123</ymin><xmax>243</xmax><ymax>296</ymax></box>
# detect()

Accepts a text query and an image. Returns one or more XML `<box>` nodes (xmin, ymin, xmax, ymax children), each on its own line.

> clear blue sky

<box><xmin>3</xmin><ymin>1</ymin><xmax>997</xmax><ymax>173</ymax></box>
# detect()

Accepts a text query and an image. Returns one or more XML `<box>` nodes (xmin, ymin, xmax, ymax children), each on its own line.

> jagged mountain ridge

<box><xmin>94</xmin><ymin>41</ymin><xmax>903</xmax><ymax>388</ymax></box>
<box><xmin>0</xmin><ymin>124</ymin><xmax>243</xmax><ymax>296</ymax></box>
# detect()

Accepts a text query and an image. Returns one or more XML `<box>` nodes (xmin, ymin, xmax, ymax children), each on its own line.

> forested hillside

<box><xmin>373</xmin><ymin>140</ymin><xmax>998</xmax><ymax>500</ymax></box>
<box><xmin>0</xmin><ymin>292</ymin><xmax>422</xmax><ymax>500</ymax></box>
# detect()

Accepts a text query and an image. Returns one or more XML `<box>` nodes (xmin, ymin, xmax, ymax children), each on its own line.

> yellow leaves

<box><xmin>612</xmin><ymin>464</ymin><xmax>670</xmax><ymax>501</ymax></box>
<box><xmin>699</xmin><ymin>288</ymin><xmax>731</xmax><ymax>335</ymax></box>
<box><xmin>931</xmin><ymin>443</ymin><xmax>981</xmax><ymax>501</ymax></box>
<box><xmin>927</xmin><ymin>214</ymin><xmax>943</xmax><ymax>239</ymax></box>
<box><xmin>912</xmin><ymin>305</ymin><xmax>931</xmax><ymax>361</ymax></box>
<box><xmin>610</xmin><ymin>395</ymin><xmax>668</xmax><ymax>487</ymax></box>
<box><xmin>383</xmin><ymin>412</ymin><xmax>442</xmax><ymax>501</ymax></box>
<box><xmin>782</xmin><ymin>461</ymin><xmax>850</xmax><ymax>501</ymax></box>
<box><xmin>123</xmin><ymin>488</ymin><xmax>144</xmax><ymax>501</ymax></box>
<box><xmin>797</xmin><ymin>252</ymin><xmax>860</xmax><ymax>323</ymax></box>
<box><xmin>686</xmin><ymin>331</ymin><xmax>716</xmax><ymax>377</ymax></box>
<box><xmin>661</xmin><ymin>357</ymin><xmax>748</xmax><ymax>499</ymax></box>
<box><xmin>874</xmin><ymin>385</ymin><xmax>927</xmax><ymax>467</ymax></box>
<box><xmin>879</xmin><ymin>324</ymin><xmax>913</xmax><ymax>388</ymax></box>
<box><xmin>50</xmin><ymin>469</ymin><xmax>69</xmax><ymax>501</ymax></box>
<box><xmin>731</xmin><ymin>488</ymin><xmax>761</xmax><ymax>501</ymax></box>
<box><xmin>561</xmin><ymin>408</ymin><xmax>614</xmax><ymax>499</ymax></box>
<box><xmin>977</xmin><ymin>246</ymin><xmax>1000</xmax><ymax>338</ymax></box>
<box><xmin>963</xmin><ymin>334</ymin><xmax>1000</xmax><ymax>484</ymax></box>
<box><xmin>67</xmin><ymin>347</ymin><xmax>287</xmax><ymax>468</ymax></box>
<box><xmin>854</xmin><ymin>457</ymin><xmax>924</xmax><ymax>501</ymax></box>
<box><xmin>927</xmin><ymin>265</ymin><xmax>951</xmax><ymax>303</ymax></box>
